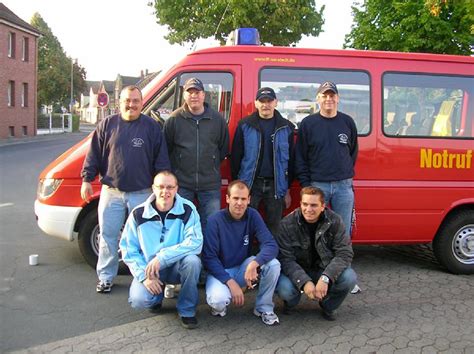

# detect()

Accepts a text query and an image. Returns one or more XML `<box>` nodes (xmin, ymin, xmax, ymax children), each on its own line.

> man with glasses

<box><xmin>81</xmin><ymin>85</ymin><xmax>170</xmax><ymax>294</ymax></box>
<box><xmin>120</xmin><ymin>171</ymin><xmax>203</xmax><ymax>329</ymax></box>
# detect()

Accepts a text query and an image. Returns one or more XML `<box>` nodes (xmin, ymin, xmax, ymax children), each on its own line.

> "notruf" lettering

<box><xmin>420</xmin><ymin>149</ymin><xmax>472</xmax><ymax>169</ymax></box>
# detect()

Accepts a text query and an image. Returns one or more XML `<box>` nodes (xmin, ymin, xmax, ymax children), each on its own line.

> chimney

<box><xmin>145</xmin><ymin>69</ymin><xmax>149</xmax><ymax>76</ymax></box>
<box><xmin>140</xmin><ymin>70</ymin><xmax>144</xmax><ymax>78</ymax></box>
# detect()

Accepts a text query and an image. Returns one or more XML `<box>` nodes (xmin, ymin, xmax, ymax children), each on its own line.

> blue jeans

<box><xmin>178</xmin><ymin>187</ymin><xmax>221</xmax><ymax>235</ymax></box>
<box><xmin>128</xmin><ymin>255</ymin><xmax>201</xmax><ymax>317</ymax></box>
<box><xmin>206</xmin><ymin>256</ymin><xmax>281</xmax><ymax>314</ymax></box>
<box><xmin>276</xmin><ymin>267</ymin><xmax>357</xmax><ymax>312</ymax></box>
<box><xmin>97</xmin><ymin>185</ymin><xmax>151</xmax><ymax>282</ymax></box>
<box><xmin>311</xmin><ymin>178</ymin><xmax>354</xmax><ymax>236</ymax></box>
<box><xmin>250</xmin><ymin>177</ymin><xmax>284</xmax><ymax>237</ymax></box>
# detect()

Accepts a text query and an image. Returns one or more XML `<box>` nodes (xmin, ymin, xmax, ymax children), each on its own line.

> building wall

<box><xmin>0</xmin><ymin>22</ymin><xmax>38</xmax><ymax>138</ymax></box>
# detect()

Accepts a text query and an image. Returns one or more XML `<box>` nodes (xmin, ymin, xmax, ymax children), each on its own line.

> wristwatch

<box><xmin>320</xmin><ymin>275</ymin><xmax>330</xmax><ymax>284</ymax></box>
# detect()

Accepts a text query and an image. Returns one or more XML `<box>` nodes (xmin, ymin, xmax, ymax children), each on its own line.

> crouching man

<box><xmin>202</xmin><ymin>180</ymin><xmax>281</xmax><ymax>326</ymax></box>
<box><xmin>119</xmin><ymin>171</ymin><xmax>203</xmax><ymax>329</ymax></box>
<box><xmin>275</xmin><ymin>186</ymin><xmax>357</xmax><ymax>321</ymax></box>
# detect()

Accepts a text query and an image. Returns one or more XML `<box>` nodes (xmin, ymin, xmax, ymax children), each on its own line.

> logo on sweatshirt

<box><xmin>338</xmin><ymin>133</ymin><xmax>348</xmax><ymax>144</ymax></box>
<box><xmin>243</xmin><ymin>234</ymin><xmax>249</xmax><ymax>246</ymax></box>
<box><xmin>131</xmin><ymin>137</ymin><xmax>144</xmax><ymax>148</ymax></box>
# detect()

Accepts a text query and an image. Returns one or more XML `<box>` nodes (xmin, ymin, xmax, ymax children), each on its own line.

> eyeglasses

<box><xmin>153</xmin><ymin>184</ymin><xmax>177</xmax><ymax>191</ymax></box>
<box><xmin>121</xmin><ymin>98</ymin><xmax>141</xmax><ymax>104</ymax></box>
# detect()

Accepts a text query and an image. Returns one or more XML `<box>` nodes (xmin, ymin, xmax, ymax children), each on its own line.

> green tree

<box><xmin>150</xmin><ymin>0</ymin><xmax>325</xmax><ymax>46</ymax></box>
<box><xmin>344</xmin><ymin>0</ymin><xmax>473</xmax><ymax>55</ymax></box>
<box><xmin>30</xmin><ymin>13</ymin><xmax>86</xmax><ymax>108</ymax></box>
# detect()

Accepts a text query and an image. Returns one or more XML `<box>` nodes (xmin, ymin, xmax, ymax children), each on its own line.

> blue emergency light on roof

<box><xmin>227</xmin><ymin>28</ymin><xmax>260</xmax><ymax>46</ymax></box>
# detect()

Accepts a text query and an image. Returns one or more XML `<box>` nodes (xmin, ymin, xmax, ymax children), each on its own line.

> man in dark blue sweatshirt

<box><xmin>81</xmin><ymin>86</ymin><xmax>170</xmax><ymax>294</ymax></box>
<box><xmin>202</xmin><ymin>180</ymin><xmax>281</xmax><ymax>326</ymax></box>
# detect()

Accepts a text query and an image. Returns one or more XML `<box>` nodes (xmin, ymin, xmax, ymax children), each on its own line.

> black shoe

<box><xmin>180</xmin><ymin>316</ymin><xmax>198</xmax><ymax>329</ymax></box>
<box><xmin>282</xmin><ymin>301</ymin><xmax>295</xmax><ymax>315</ymax></box>
<box><xmin>149</xmin><ymin>303</ymin><xmax>162</xmax><ymax>313</ymax></box>
<box><xmin>319</xmin><ymin>301</ymin><xmax>336</xmax><ymax>321</ymax></box>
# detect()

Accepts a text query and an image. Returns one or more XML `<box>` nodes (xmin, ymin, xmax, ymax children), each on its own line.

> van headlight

<box><xmin>37</xmin><ymin>178</ymin><xmax>63</xmax><ymax>200</ymax></box>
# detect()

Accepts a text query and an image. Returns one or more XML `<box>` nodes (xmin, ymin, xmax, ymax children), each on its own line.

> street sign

<box><xmin>97</xmin><ymin>92</ymin><xmax>109</xmax><ymax>107</ymax></box>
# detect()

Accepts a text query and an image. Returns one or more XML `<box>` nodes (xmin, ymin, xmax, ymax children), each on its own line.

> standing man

<box><xmin>120</xmin><ymin>171</ymin><xmax>203</xmax><ymax>329</ymax></box>
<box><xmin>202</xmin><ymin>180</ymin><xmax>281</xmax><ymax>326</ymax></box>
<box><xmin>295</xmin><ymin>81</ymin><xmax>358</xmax><ymax>237</ymax></box>
<box><xmin>231</xmin><ymin>87</ymin><xmax>294</xmax><ymax>236</ymax></box>
<box><xmin>164</xmin><ymin>77</ymin><xmax>229</xmax><ymax>233</ymax></box>
<box><xmin>275</xmin><ymin>186</ymin><xmax>357</xmax><ymax>321</ymax></box>
<box><xmin>81</xmin><ymin>85</ymin><xmax>170</xmax><ymax>293</ymax></box>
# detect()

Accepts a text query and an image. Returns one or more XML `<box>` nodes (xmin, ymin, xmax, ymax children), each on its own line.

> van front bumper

<box><xmin>34</xmin><ymin>200</ymin><xmax>82</xmax><ymax>241</ymax></box>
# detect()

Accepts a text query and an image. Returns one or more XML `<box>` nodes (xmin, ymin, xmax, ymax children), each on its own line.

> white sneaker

<box><xmin>253</xmin><ymin>309</ymin><xmax>280</xmax><ymax>326</ymax></box>
<box><xmin>210</xmin><ymin>306</ymin><xmax>227</xmax><ymax>317</ymax></box>
<box><xmin>351</xmin><ymin>284</ymin><xmax>362</xmax><ymax>294</ymax></box>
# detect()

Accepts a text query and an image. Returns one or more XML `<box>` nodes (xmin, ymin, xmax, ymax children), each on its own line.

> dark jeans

<box><xmin>178</xmin><ymin>187</ymin><xmax>221</xmax><ymax>236</ymax></box>
<box><xmin>276</xmin><ymin>267</ymin><xmax>357</xmax><ymax>312</ymax></box>
<box><xmin>250</xmin><ymin>177</ymin><xmax>283</xmax><ymax>236</ymax></box>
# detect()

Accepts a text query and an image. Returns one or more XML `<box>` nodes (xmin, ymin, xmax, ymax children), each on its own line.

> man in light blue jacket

<box><xmin>120</xmin><ymin>171</ymin><xmax>203</xmax><ymax>329</ymax></box>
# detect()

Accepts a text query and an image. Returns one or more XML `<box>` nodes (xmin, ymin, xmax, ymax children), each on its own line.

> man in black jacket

<box><xmin>275</xmin><ymin>186</ymin><xmax>357</xmax><ymax>321</ymax></box>
<box><xmin>164</xmin><ymin>78</ymin><xmax>229</xmax><ymax>233</ymax></box>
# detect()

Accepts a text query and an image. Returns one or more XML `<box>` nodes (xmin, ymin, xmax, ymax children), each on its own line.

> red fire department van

<box><xmin>35</xmin><ymin>30</ymin><xmax>474</xmax><ymax>274</ymax></box>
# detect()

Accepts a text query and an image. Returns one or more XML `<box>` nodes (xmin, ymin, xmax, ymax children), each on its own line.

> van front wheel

<box><xmin>77</xmin><ymin>209</ymin><xmax>129</xmax><ymax>274</ymax></box>
<box><xmin>433</xmin><ymin>210</ymin><xmax>474</xmax><ymax>275</ymax></box>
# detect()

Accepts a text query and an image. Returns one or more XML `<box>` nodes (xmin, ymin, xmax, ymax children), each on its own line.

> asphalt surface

<box><xmin>2</xmin><ymin>127</ymin><xmax>473</xmax><ymax>353</ymax></box>
<box><xmin>10</xmin><ymin>245</ymin><xmax>474</xmax><ymax>353</ymax></box>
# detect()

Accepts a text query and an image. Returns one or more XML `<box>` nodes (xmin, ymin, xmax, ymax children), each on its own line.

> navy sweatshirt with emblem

<box><xmin>81</xmin><ymin>114</ymin><xmax>170</xmax><ymax>192</ymax></box>
<box><xmin>202</xmin><ymin>207</ymin><xmax>279</xmax><ymax>284</ymax></box>
<box><xmin>295</xmin><ymin>111</ymin><xmax>358</xmax><ymax>186</ymax></box>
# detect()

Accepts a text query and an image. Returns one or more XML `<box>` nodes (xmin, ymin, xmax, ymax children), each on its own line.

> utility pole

<box><xmin>70</xmin><ymin>58</ymin><xmax>77</xmax><ymax>113</ymax></box>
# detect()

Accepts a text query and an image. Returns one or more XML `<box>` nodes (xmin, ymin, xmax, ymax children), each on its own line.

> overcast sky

<box><xmin>4</xmin><ymin>0</ymin><xmax>354</xmax><ymax>81</ymax></box>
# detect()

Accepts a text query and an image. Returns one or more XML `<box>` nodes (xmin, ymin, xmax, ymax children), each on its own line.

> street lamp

<box><xmin>70</xmin><ymin>58</ymin><xmax>77</xmax><ymax>113</ymax></box>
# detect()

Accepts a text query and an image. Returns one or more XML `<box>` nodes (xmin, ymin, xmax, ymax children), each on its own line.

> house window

<box><xmin>8</xmin><ymin>32</ymin><xmax>16</xmax><ymax>58</ymax></box>
<box><xmin>9</xmin><ymin>126</ymin><xmax>15</xmax><ymax>137</ymax></box>
<box><xmin>22</xmin><ymin>126</ymin><xmax>28</xmax><ymax>135</ymax></box>
<box><xmin>22</xmin><ymin>83</ymin><xmax>28</xmax><ymax>107</ymax></box>
<box><xmin>22</xmin><ymin>37</ymin><xmax>29</xmax><ymax>61</ymax></box>
<box><xmin>8</xmin><ymin>81</ymin><xmax>15</xmax><ymax>106</ymax></box>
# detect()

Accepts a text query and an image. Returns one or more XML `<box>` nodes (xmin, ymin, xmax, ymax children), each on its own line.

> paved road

<box><xmin>0</xmin><ymin>132</ymin><xmax>147</xmax><ymax>352</ymax></box>
<box><xmin>1</xmin><ymin>132</ymin><xmax>473</xmax><ymax>353</ymax></box>
<box><xmin>13</xmin><ymin>245</ymin><xmax>474</xmax><ymax>353</ymax></box>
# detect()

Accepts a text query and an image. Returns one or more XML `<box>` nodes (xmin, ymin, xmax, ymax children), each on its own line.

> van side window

<box><xmin>145</xmin><ymin>72</ymin><xmax>234</xmax><ymax>124</ymax></box>
<box><xmin>383</xmin><ymin>73</ymin><xmax>474</xmax><ymax>138</ymax></box>
<box><xmin>260</xmin><ymin>68</ymin><xmax>370</xmax><ymax>135</ymax></box>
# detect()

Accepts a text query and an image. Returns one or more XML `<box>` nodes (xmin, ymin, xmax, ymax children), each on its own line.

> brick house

<box><xmin>0</xmin><ymin>3</ymin><xmax>40</xmax><ymax>139</ymax></box>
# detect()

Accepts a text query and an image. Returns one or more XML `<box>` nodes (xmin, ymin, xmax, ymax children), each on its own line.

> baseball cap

<box><xmin>317</xmin><ymin>81</ymin><xmax>338</xmax><ymax>95</ymax></box>
<box><xmin>256</xmin><ymin>87</ymin><xmax>277</xmax><ymax>101</ymax></box>
<box><xmin>184</xmin><ymin>78</ymin><xmax>204</xmax><ymax>92</ymax></box>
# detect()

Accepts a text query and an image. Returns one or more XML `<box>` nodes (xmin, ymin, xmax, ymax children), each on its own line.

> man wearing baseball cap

<box><xmin>164</xmin><ymin>77</ymin><xmax>229</xmax><ymax>235</ymax></box>
<box><xmin>231</xmin><ymin>87</ymin><xmax>295</xmax><ymax>236</ymax></box>
<box><xmin>295</xmin><ymin>81</ymin><xmax>359</xmax><ymax>293</ymax></box>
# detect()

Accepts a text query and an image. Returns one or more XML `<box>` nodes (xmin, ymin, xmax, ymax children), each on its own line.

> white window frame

<box><xmin>22</xmin><ymin>37</ymin><xmax>29</xmax><ymax>62</ymax></box>
<box><xmin>22</xmin><ymin>82</ymin><xmax>28</xmax><ymax>107</ymax></box>
<box><xmin>8</xmin><ymin>81</ymin><xmax>15</xmax><ymax>107</ymax></box>
<box><xmin>8</xmin><ymin>32</ymin><xmax>15</xmax><ymax>58</ymax></box>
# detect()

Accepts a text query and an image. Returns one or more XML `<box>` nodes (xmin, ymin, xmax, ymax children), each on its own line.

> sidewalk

<box><xmin>0</xmin><ymin>122</ymin><xmax>95</xmax><ymax>148</ymax></box>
